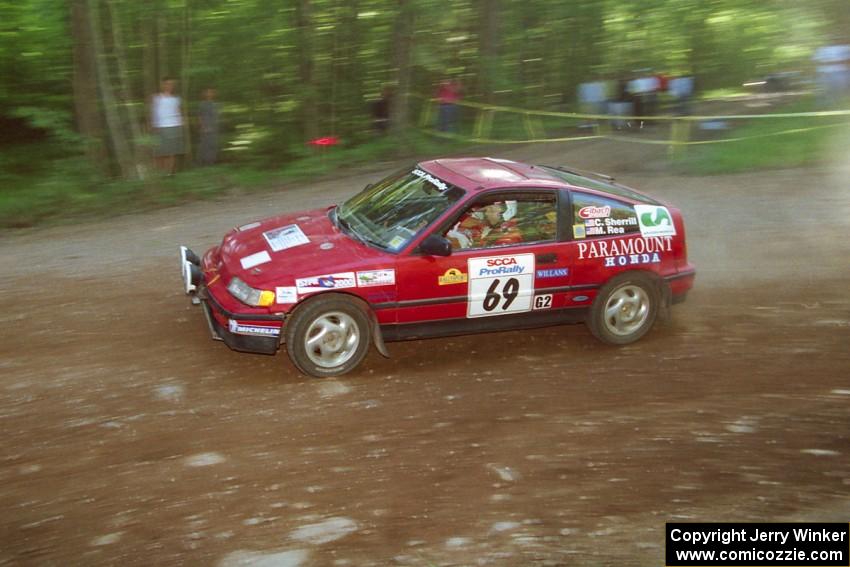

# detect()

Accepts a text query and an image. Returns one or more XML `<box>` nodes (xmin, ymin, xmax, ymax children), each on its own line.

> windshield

<box><xmin>336</xmin><ymin>167</ymin><xmax>464</xmax><ymax>252</ymax></box>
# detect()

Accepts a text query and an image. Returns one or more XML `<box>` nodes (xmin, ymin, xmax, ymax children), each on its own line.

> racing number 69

<box><xmin>483</xmin><ymin>278</ymin><xmax>520</xmax><ymax>311</ymax></box>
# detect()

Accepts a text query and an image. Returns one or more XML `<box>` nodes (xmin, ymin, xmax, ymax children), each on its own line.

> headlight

<box><xmin>227</xmin><ymin>277</ymin><xmax>275</xmax><ymax>307</ymax></box>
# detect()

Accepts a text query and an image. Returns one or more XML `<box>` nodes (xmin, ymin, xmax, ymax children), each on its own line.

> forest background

<box><xmin>1</xmin><ymin>0</ymin><xmax>848</xmax><ymax>227</ymax></box>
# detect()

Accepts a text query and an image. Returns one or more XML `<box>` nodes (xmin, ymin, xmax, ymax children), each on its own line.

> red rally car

<box><xmin>180</xmin><ymin>158</ymin><xmax>695</xmax><ymax>377</ymax></box>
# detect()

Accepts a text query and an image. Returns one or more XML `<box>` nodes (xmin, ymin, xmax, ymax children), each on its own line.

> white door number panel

<box><xmin>467</xmin><ymin>253</ymin><xmax>535</xmax><ymax>318</ymax></box>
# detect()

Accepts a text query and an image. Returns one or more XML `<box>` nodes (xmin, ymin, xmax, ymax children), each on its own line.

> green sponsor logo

<box><xmin>640</xmin><ymin>207</ymin><xmax>672</xmax><ymax>228</ymax></box>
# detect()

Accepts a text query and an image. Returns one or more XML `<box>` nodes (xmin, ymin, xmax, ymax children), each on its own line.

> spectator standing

<box><xmin>197</xmin><ymin>87</ymin><xmax>219</xmax><ymax>166</ymax></box>
<box><xmin>668</xmin><ymin>75</ymin><xmax>694</xmax><ymax>116</ymax></box>
<box><xmin>150</xmin><ymin>77</ymin><xmax>185</xmax><ymax>174</ymax></box>
<box><xmin>577</xmin><ymin>80</ymin><xmax>609</xmax><ymax>127</ymax></box>
<box><xmin>436</xmin><ymin>78</ymin><xmax>462</xmax><ymax>133</ymax></box>
<box><xmin>813</xmin><ymin>40</ymin><xmax>850</xmax><ymax>106</ymax></box>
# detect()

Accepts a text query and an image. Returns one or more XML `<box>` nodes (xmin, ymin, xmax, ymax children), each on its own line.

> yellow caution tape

<box><xmin>416</xmin><ymin>95</ymin><xmax>850</xmax><ymax>147</ymax></box>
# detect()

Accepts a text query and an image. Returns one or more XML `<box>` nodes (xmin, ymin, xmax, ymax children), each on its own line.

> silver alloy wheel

<box><xmin>304</xmin><ymin>311</ymin><xmax>361</xmax><ymax>368</ymax></box>
<box><xmin>603</xmin><ymin>284</ymin><xmax>650</xmax><ymax>336</ymax></box>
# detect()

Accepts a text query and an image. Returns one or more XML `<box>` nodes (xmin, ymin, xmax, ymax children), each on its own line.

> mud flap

<box><xmin>369</xmin><ymin>311</ymin><xmax>390</xmax><ymax>358</ymax></box>
<box><xmin>657</xmin><ymin>280</ymin><xmax>672</xmax><ymax>323</ymax></box>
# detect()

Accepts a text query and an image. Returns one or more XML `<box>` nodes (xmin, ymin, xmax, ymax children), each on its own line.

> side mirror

<box><xmin>419</xmin><ymin>234</ymin><xmax>452</xmax><ymax>257</ymax></box>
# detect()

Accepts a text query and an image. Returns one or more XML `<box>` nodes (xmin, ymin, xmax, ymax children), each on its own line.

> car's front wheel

<box><xmin>285</xmin><ymin>294</ymin><xmax>372</xmax><ymax>377</ymax></box>
<box><xmin>587</xmin><ymin>272</ymin><xmax>659</xmax><ymax>345</ymax></box>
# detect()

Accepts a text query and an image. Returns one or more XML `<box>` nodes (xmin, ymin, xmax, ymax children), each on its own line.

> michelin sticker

<box><xmin>228</xmin><ymin>319</ymin><xmax>280</xmax><ymax>337</ymax></box>
<box><xmin>356</xmin><ymin>269</ymin><xmax>395</xmax><ymax>287</ymax></box>
<box><xmin>275</xmin><ymin>286</ymin><xmax>298</xmax><ymax>304</ymax></box>
<box><xmin>467</xmin><ymin>253</ymin><xmax>535</xmax><ymax>318</ymax></box>
<box><xmin>240</xmin><ymin>250</ymin><xmax>272</xmax><ymax>270</ymax></box>
<box><xmin>634</xmin><ymin>205</ymin><xmax>676</xmax><ymax>237</ymax></box>
<box><xmin>263</xmin><ymin>224</ymin><xmax>310</xmax><ymax>252</ymax></box>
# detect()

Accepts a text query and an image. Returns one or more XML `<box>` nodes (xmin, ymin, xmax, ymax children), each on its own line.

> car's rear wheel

<box><xmin>587</xmin><ymin>272</ymin><xmax>659</xmax><ymax>345</ymax></box>
<box><xmin>285</xmin><ymin>294</ymin><xmax>372</xmax><ymax>377</ymax></box>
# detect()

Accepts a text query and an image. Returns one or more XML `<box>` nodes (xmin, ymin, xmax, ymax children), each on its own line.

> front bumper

<box><xmin>181</xmin><ymin>246</ymin><xmax>282</xmax><ymax>356</ymax></box>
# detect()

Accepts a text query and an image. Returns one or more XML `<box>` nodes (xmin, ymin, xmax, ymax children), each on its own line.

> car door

<box><xmin>393</xmin><ymin>190</ymin><xmax>572</xmax><ymax>336</ymax></box>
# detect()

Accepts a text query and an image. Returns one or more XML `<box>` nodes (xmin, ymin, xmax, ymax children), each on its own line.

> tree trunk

<box><xmin>476</xmin><ymin>0</ymin><xmax>499</xmax><ymax>104</ymax></box>
<box><xmin>142</xmin><ymin>5</ymin><xmax>158</xmax><ymax>104</ymax></box>
<box><xmin>295</xmin><ymin>0</ymin><xmax>318</xmax><ymax>142</ymax></box>
<box><xmin>71</xmin><ymin>0</ymin><xmax>105</xmax><ymax>169</ymax></box>
<box><xmin>88</xmin><ymin>0</ymin><xmax>137</xmax><ymax>179</ymax></box>
<box><xmin>181</xmin><ymin>0</ymin><xmax>192</xmax><ymax>159</ymax></box>
<box><xmin>389</xmin><ymin>0</ymin><xmax>414</xmax><ymax>142</ymax></box>
<box><xmin>107</xmin><ymin>0</ymin><xmax>145</xmax><ymax>176</ymax></box>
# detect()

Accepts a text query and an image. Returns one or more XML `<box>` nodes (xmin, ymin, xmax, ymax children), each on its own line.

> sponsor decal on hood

<box><xmin>263</xmin><ymin>224</ymin><xmax>310</xmax><ymax>252</ymax></box>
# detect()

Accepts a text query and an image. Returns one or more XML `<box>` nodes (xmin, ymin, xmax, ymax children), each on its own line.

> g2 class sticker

<box><xmin>356</xmin><ymin>269</ymin><xmax>396</xmax><ymax>287</ymax></box>
<box><xmin>240</xmin><ymin>250</ymin><xmax>271</xmax><ymax>270</ymax></box>
<box><xmin>533</xmin><ymin>294</ymin><xmax>553</xmax><ymax>310</ymax></box>
<box><xmin>467</xmin><ymin>254</ymin><xmax>535</xmax><ymax>318</ymax></box>
<box><xmin>295</xmin><ymin>272</ymin><xmax>357</xmax><ymax>294</ymax></box>
<box><xmin>634</xmin><ymin>205</ymin><xmax>676</xmax><ymax>237</ymax></box>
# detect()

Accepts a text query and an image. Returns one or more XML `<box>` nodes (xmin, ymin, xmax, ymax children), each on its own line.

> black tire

<box><xmin>587</xmin><ymin>272</ymin><xmax>659</xmax><ymax>345</ymax></box>
<box><xmin>285</xmin><ymin>294</ymin><xmax>372</xmax><ymax>378</ymax></box>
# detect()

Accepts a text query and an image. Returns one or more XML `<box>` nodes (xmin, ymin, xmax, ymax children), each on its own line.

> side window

<box><xmin>444</xmin><ymin>194</ymin><xmax>557</xmax><ymax>251</ymax></box>
<box><xmin>572</xmin><ymin>192</ymin><xmax>640</xmax><ymax>239</ymax></box>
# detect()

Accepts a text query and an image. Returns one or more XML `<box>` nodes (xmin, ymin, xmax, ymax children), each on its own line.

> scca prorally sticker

<box><xmin>356</xmin><ymin>269</ymin><xmax>395</xmax><ymax>287</ymax></box>
<box><xmin>240</xmin><ymin>250</ymin><xmax>272</xmax><ymax>270</ymax></box>
<box><xmin>263</xmin><ymin>224</ymin><xmax>310</xmax><ymax>252</ymax></box>
<box><xmin>634</xmin><ymin>205</ymin><xmax>676</xmax><ymax>237</ymax></box>
<box><xmin>411</xmin><ymin>168</ymin><xmax>448</xmax><ymax>192</ymax></box>
<box><xmin>275</xmin><ymin>286</ymin><xmax>298</xmax><ymax>304</ymax></box>
<box><xmin>295</xmin><ymin>272</ymin><xmax>356</xmax><ymax>294</ymax></box>
<box><xmin>228</xmin><ymin>319</ymin><xmax>280</xmax><ymax>337</ymax></box>
<box><xmin>467</xmin><ymin>253</ymin><xmax>535</xmax><ymax>318</ymax></box>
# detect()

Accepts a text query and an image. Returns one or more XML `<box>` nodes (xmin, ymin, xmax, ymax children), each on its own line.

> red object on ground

<box><xmin>308</xmin><ymin>136</ymin><xmax>340</xmax><ymax>147</ymax></box>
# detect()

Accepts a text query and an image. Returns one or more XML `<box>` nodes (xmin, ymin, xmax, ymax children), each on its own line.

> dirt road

<box><xmin>1</xmin><ymin>138</ymin><xmax>849</xmax><ymax>566</ymax></box>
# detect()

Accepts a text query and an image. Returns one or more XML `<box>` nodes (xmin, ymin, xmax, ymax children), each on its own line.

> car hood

<box><xmin>218</xmin><ymin>206</ymin><xmax>394</xmax><ymax>287</ymax></box>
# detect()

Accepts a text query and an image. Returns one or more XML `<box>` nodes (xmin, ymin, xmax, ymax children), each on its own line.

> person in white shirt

<box><xmin>150</xmin><ymin>77</ymin><xmax>185</xmax><ymax>173</ymax></box>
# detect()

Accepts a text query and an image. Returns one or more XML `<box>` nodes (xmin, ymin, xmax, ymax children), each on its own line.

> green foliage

<box><xmin>0</xmin><ymin>0</ymin><xmax>846</xmax><ymax>227</ymax></box>
<box><xmin>676</xmin><ymin>100</ymin><xmax>850</xmax><ymax>174</ymax></box>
